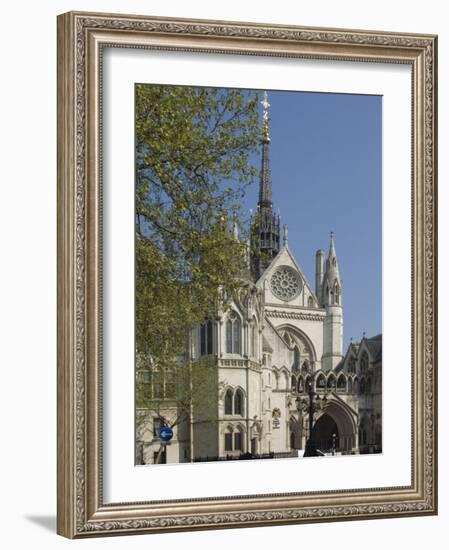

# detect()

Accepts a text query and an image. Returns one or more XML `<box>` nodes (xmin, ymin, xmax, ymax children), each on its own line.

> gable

<box><xmin>256</xmin><ymin>245</ymin><xmax>319</xmax><ymax>308</ymax></box>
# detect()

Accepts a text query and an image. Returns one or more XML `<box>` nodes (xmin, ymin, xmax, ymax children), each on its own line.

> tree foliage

<box><xmin>135</xmin><ymin>84</ymin><xmax>260</xmax><ymax>427</ymax></box>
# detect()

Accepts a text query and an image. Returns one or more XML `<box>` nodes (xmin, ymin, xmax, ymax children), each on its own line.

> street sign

<box><xmin>159</xmin><ymin>426</ymin><xmax>173</xmax><ymax>444</ymax></box>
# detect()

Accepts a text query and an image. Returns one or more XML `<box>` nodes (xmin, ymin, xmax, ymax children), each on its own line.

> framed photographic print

<box><xmin>57</xmin><ymin>11</ymin><xmax>438</xmax><ymax>538</ymax></box>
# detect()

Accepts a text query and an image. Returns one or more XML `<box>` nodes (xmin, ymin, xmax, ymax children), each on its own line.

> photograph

<box><xmin>134</xmin><ymin>85</ymin><xmax>382</xmax><ymax>465</ymax></box>
<box><xmin>55</xmin><ymin>9</ymin><xmax>437</xmax><ymax>537</ymax></box>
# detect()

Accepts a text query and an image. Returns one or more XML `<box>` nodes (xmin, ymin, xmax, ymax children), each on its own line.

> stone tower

<box><xmin>321</xmin><ymin>233</ymin><xmax>343</xmax><ymax>371</ymax></box>
<box><xmin>251</xmin><ymin>92</ymin><xmax>280</xmax><ymax>281</ymax></box>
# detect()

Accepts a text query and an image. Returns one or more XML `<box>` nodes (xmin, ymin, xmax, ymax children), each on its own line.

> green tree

<box><xmin>135</xmin><ymin>85</ymin><xmax>260</xmax><ymax>456</ymax></box>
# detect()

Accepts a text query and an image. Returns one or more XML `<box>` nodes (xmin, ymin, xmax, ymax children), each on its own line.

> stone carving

<box><xmin>271</xmin><ymin>266</ymin><xmax>302</xmax><ymax>301</ymax></box>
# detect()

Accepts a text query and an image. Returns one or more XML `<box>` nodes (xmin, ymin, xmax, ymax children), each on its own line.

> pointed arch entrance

<box><xmin>313</xmin><ymin>400</ymin><xmax>357</xmax><ymax>453</ymax></box>
<box><xmin>312</xmin><ymin>414</ymin><xmax>338</xmax><ymax>452</ymax></box>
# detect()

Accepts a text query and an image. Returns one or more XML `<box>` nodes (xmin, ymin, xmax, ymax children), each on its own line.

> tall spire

<box><xmin>250</xmin><ymin>91</ymin><xmax>280</xmax><ymax>281</ymax></box>
<box><xmin>261</xmin><ymin>91</ymin><xmax>271</xmax><ymax>142</ymax></box>
<box><xmin>259</xmin><ymin>91</ymin><xmax>272</xmax><ymax>207</ymax></box>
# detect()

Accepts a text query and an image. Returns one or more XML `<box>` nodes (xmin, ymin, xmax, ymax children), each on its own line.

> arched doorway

<box><xmin>312</xmin><ymin>414</ymin><xmax>338</xmax><ymax>452</ymax></box>
<box><xmin>312</xmin><ymin>400</ymin><xmax>357</xmax><ymax>453</ymax></box>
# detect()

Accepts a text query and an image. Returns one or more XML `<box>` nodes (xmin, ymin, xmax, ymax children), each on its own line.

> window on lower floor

<box><xmin>224</xmin><ymin>430</ymin><xmax>233</xmax><ymax>451</ymax></box>
<box><xmin>234</xmin><ymin>430</ymin><xmax>243</xmax><ymax>451</ymax></box>
<box><xmin>224</xmin><ymin>389</ymin><xmax>233</xmax><ymax>415</ymax></box>
<box><xmin>200</xmin><ymin>320</ymin><xmax>213</xmax><ymax>356</ymax></box>
<box><xmin>234</xmin><ymin>389</ymin><xmax>244</xmax><ymax>416</ymax></box>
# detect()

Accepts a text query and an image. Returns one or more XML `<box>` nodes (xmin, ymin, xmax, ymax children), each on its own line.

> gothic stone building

<box><xmin>136</xmin><ymin>94</ymin><xmax>382</xmax><ymax>465</ymax></box>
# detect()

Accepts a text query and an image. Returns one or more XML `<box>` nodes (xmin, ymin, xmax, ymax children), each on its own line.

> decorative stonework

<box><xmin>219</xmin><ymin>359</ymin><xmax>261</xmax><ymax>371</ymax></box>
<box><xmin>67</xmin><ymin>13</ymin><xmax>436</xmax><ymax>536</ymax></box>
<box><xmin>266</xmin><ymin>310</ymin><xmax>325</xmax><ymax>322</ymax></box>
<box><xmin>270</xmin><ymin>266</ymin><xmax>302</xmax><ymax>301</ymax></box>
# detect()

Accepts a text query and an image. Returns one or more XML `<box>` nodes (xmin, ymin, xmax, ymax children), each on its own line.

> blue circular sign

<box><xmin>159</xmin><ymin>426</ymin><xmax>173</xmax><ymax>443</ymax></box>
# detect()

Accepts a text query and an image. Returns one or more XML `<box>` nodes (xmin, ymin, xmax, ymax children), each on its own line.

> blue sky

<box><xmin>245</xmin><ymin>90</ymin><xmax>382</xmax><ymax>349</ymax></box>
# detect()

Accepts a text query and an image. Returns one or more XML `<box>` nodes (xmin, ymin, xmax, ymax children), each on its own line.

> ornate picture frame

<box><xmin>57</xmin><ymin>11</ymin><xmax>437</xmax><ymax>538</ymax></box>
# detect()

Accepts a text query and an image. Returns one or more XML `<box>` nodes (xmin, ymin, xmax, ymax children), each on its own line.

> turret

<box><xmin>321</xmin><ymin>232</ymin><xmax>343</xmax><ymax>371</ymax></box>
<box><xmin>315</xmin><ymin>249</ymin><xmax>325</xmax><ymax>302</ymax></box>
<box><xmin>321</xmin><ymin>232</ymin><xmax>342</xmax><ymax>306</ymax></box>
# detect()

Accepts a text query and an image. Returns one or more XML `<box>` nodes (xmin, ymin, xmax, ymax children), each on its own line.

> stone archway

<box><xmin>312</xmin><ymin>414</ymin><xmax>338</xmax><ymax>452</ymax></box>
<box><xmin>313</xmin><ymin>400</ymin><xmax>357</xmax><ymax>453</ymax></box>
<box><xmin>276</xmin><ymin>324</ymin><xmax>318</xmax><ymax>369</ymax></box>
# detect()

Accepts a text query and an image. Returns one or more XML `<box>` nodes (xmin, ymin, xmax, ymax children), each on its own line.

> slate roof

<box><xmin>364</xmin><ymin>334</ymin><xmax>382</xmax><ymax>362</ymax></box>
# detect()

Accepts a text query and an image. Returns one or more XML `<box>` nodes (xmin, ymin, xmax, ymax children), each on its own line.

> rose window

<box><xmin>270</xmin><ymin>266</ymin><xmax>302</xmax><ymax>301</ymax></box>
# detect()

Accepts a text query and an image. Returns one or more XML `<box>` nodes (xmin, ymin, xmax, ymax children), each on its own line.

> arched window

<box><xmin>234</xmin><ymin>389</ymin><xmax>244</xmax><ymax>416</ymax></box>
<box><xmin>226</xmin><ymin>312</ymin><xmax>241</xmax><ymax>354</ymax></box>
<box><xmin>334</xmin><ymin>282</ymin><xmax>340</xmax><ymax>304</ymax></box>
<box><xmin>293</xmin><ymin>345</ymin><xmax>300</xmax><ymax>370</ymax></box>
<box><xmin>327</xmin><ymin>374</ymin><xmax>336</xmax><ymax>390</ymax></box>
<box><xmin>360</xmin><ymin>351</ymin><xmax>369</xmax><ymax>373</ymax></box>
<box><xmin>348</xmin><ymin>377</ymin><xmax>353</xmax><ymax>393</ymax></box>
<box><xmin>250</xmin><ymin>320</ymin><xmax>257</xmax><ymax>357</ymax></box>
<box><xmin>234</xmin><ymin>426</ymin><xmax>244</xmax><ymax>451</ymax></box>
<box><xmin>200</xmin><ymin>320</ymin><xmax>213</xmax><ymax>356</ymax></box>
<box><xmin>224</xmin><ymin>426</ymin><xmax>233</xmax><ymax>451</ymax></box>
<box><xmin>225</xmin><ymin>320</ymin><xmax>232</xmax><ymax>353</ymax></box>
<box><xmin>316</xmin><ymin>373</ymin><xmax>326</xmax><ymax>390</ymax></box>
<box><xmin>298</xmin><ymin>376</ymin><xmax>304</xmax><ymax>394</ymax></box>
<box><xmin>291</xmin><ymin>375</ymin><xmax>297</xmax><ymax>391</ymax></box>
<box><xmin>337</xmin><ymin>374</ymin><xmax>346</xmax><ymax>392</ymax></box>
<box><xmin>308</xmin><ymin>296</ymin><xmax>314</xmax><ymax>308</ymax></box>
<box><xmin>224</xmin><ymin>389</ymin><xmax>233</xmax><ymax>415</ymax></box>
<box><xmin>348</xmin><ymin>356</ymin><xmax>356</xmax><ymax>373</ymax></box>
<box><xmin>353</xmin><ymin>377</ymin><xmax>359</xmax><ymax>393</ymax></box>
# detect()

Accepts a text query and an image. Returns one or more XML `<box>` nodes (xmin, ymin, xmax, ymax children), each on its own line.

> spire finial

<box><xmin>283</xmin><ymin>224</ymin><xmax>288</xmax><ymax>246</ymax></box>
<box><xmin>261</xmin><ymin>91</ymin><xmax>270</xmax><ymax>141</ymax></box>
<box><xmin>329</xmin><ymin>231</ymin><xmax>336</xmax><ymax>257</ymax></box>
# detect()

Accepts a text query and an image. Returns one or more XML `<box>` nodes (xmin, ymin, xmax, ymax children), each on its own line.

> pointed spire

<box><xmin>258</xmin><ymin>92</ymin><xmax>272</xmax><ymax>207</ymax></box>
<box><xmin>261</xmin><ymin>91</ymin><xmax>271</xmax><ymax>142</ymax></box>
<box><xmin>321</xmin><ymin>231</ymin><xmax>342</xmax><ymax>307</ymax></box>
<box><xmin>250</xmin><ymin>91</ymin><xmax>280</xmax><ymax>281</ymax></box>
<box><xmin>283</xmin><ymin>224</ymin><xmax>288</xmax><ymax>246</ymax></box>
<box><xmin>326</xmin><ymin>231</ymin><xmax>340</xmax><ymax>276</ymax></box>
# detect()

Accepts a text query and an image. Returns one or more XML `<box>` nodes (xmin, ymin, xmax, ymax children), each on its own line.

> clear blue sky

<box><xmin>244</xmin><ymin>90</ymin><xmax>382</xmax><ymax>349</ymax></box>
